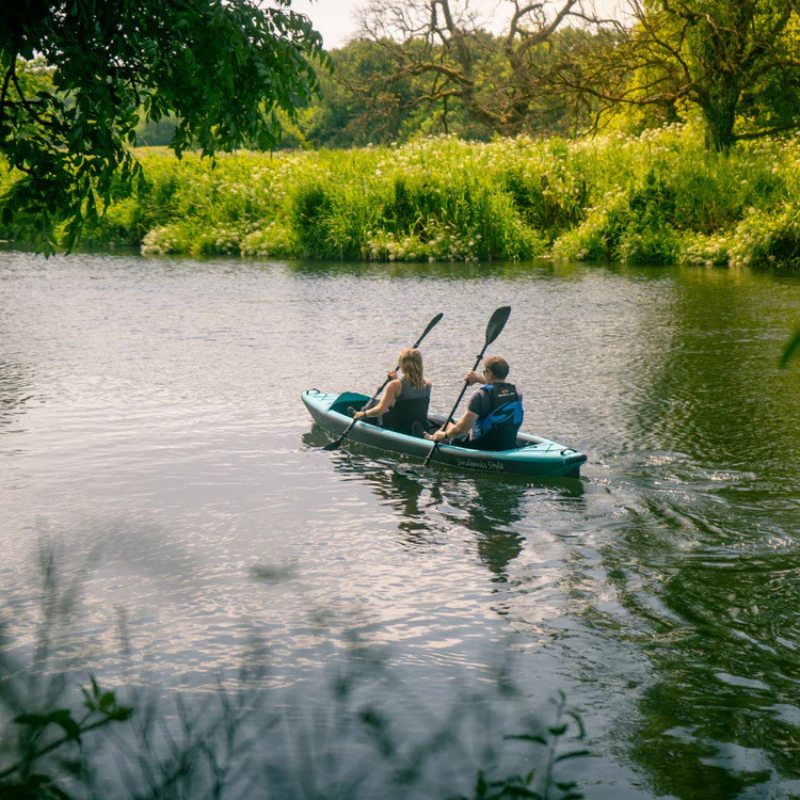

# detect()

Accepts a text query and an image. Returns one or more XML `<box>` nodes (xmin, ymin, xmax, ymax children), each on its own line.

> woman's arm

<box><xmin>353</xmin><ymin>380</ymin><xmax>401</xmax><ymax>420</ymax></box>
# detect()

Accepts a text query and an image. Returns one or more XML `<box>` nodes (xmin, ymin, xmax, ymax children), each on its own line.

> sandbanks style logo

<box><xmin>455</xmin><ymin>458</ymin><xmax>505</xmax><ymax>471</ymax></box>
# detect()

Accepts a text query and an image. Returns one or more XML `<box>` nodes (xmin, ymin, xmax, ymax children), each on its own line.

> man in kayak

<box><xmin>351</xmin><ymin>348</ymin><xmax>432</xmax><ymax>435</ymax></box>
<box><xmin>429</xmin><ymin>356</ymin><xmax>523</xmax><ymax>451</ymax></box>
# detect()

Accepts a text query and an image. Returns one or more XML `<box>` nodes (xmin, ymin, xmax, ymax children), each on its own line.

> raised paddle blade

<box><xmin>421</xmin><ymin>305</ymin><xmax>512</xmax><ymax>468</ymax></box>
<box><xmin>485</xmin><ymin>305</ymin><xmax>511</xmax><ymax>348</ymax></box>
<box><xmin>414</xmin><ymin>312</ymin><xmax>444</xmax><ymax>347</ymax></box>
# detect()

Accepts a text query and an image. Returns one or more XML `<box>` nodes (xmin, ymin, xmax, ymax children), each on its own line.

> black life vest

<box><xmin>470</xmin><ymin>382</ymin><xmax>524</xmax><ymax>451</ymax></box>
<box><xmin>382</xmin><ymin>380</ymin><xmax>430</xmax><ymax>436</ymax></box>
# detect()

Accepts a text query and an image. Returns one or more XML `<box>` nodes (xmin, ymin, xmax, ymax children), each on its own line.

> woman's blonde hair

<box><xmin>398</xmin><ymin>348</ymin><xmax>425</xmax><ymax>390</ymax></box>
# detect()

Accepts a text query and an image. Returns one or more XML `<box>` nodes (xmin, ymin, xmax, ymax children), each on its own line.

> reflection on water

<box><xmin>0</xmin><ymin>359</ymin><xmax>34</xmax><ymax>432</ymax></box>
<box><xmin>302</xmin><ymin>426</ymin><xmax>584</xmax><ymax>582</ymax></box>
<box><xmin>1</xmin><ymin>252</ymin><xmax>800</xmax><ymax>799</ymax></box>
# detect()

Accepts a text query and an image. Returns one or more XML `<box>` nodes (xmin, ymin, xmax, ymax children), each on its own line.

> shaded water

<box><xmin>1</xmin><ymin>251</ymin><xmax>799</xmax><ymax>797</ymax></box>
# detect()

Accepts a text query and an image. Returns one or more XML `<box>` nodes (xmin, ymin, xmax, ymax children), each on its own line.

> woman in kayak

<box><xmin>352</xmin><ymin>348</ymin><xmax>431</xmax><ymax>435</ymax></box>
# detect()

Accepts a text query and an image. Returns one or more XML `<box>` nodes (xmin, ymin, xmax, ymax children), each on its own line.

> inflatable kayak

<box><xmin>302</xmin><ymin>389</ymin><xmax>587</xmax><ymax>478</ymax></box>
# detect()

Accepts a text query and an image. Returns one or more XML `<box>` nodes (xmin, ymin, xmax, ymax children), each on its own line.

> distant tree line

<box><xmin>267</xmin><ymin>0</ymin><xmax>800</xmax><ymax>153</ymax></box>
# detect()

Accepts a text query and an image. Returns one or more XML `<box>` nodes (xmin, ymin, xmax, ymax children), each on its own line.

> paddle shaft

<box><xmin>322</xmin><ymin>313</ymin><xmax>443</xmax><ymax>451</ymax></box>
<box><xmin>422</xmin><ymin>306</ymin><xmax>511</xmax><ymax>467</ymax></box>
<box><xmin>440</xmin><ymin>351</ymin><xmax>485</xmax><ymax>430</ymax></box>
<box><xmin>421</xmin><ymin>350</ymin><xmax>485</xmax><ymax>467</ymax></box>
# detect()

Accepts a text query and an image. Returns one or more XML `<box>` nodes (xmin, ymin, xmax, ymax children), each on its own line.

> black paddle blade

<box><xmin>416</xmin><ymin>312</ymin><xmax>444</xmax><ymax>345</ymax></box>
<box><xmin>323</xmin><ymin>411</ymin><xmax>358</xmax><ymax>450</ymax></box>
<box><xmin>485</xmin><ymin>306</ymin><xmax>511</xmax><ymax>347</ymax></box>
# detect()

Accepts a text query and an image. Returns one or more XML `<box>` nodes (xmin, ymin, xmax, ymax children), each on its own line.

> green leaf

<box><xmin>14</xmin><ymin>712</ymin><xmax>50</xmax><ymax>730</ymax></box>
<box><xmin>554</xmin><ymin>749</ymin><xmax>591</xmax><ymax>763</ymax></box>
<box><xmin>779</xmin><ymin>328</ymin><xmax>800</xmax><ymax>368</ymax></box>
<box><xmin>498</xmin><ymin>787</ymin><xmax>542</xmax><ymax>799</ymax></box>
<box><xmin>109</xmin><ymin>705</ymin><xmax>134</xmax><ymax>721</ymax></box>
<box><xmin>51</xmin><ymin>714</ymin><xmax>82</xmax><ymax>743</ymax></box>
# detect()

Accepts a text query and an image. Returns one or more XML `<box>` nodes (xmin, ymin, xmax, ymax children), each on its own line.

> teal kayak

<box><xmin>302</xmin><ymin>389</ymin><xmax>587</xmax><ymax>478</ymax></box>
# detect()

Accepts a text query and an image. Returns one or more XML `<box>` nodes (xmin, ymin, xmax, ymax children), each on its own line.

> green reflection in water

<box><xmin>302</xmin><ymin>261</ymin><xmax>800</xmax><ymax>798</ymax></box>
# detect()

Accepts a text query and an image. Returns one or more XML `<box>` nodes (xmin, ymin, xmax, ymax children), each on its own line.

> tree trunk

<box><xmin>701</xmin><ymin>80</ymin><xmax>740</xmax><ymax>151</ymax></box>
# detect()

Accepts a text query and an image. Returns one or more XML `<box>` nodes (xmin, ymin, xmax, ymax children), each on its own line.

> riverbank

<box><xmin>5</xmin><ymin>123</ymin><xmax>800</xmax><ymax>270</ymax></box>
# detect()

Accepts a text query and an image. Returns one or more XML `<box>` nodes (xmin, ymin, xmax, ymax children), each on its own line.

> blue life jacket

<box><xmin>470</xmin><ymin>382</ymin><xmax>524</xmax><ymax>451</ymax></box>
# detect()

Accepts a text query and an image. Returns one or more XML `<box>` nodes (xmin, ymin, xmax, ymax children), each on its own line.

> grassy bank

<box><xmin>9</xmin><ymin>123</ymin><xmax>800</xmax><ymax>270</ymax></box>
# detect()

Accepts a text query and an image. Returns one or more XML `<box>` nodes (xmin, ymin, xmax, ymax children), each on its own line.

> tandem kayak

<box><xmin>302</xmin><ymin>389</ymin><xmax>588</xmax><ymax>479</ymax></box>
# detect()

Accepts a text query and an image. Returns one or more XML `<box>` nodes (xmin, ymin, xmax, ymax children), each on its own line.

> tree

<box><xmin>301</xmin><ymin>38</ymin><xmax>423</xmax><ymax>147</ymax></box>
<box><xmin>353</xmin><ymin>0</ymin><xmax>598</xmax><ymax>138</ymax></box>
<box><xmin>550</xmin><ymin>0</ymin><xmax>800</xmax><ymax>150</ymax></box>
<box><xmin>0</xmin><ymin>0</ymin><xmax>328</xmax><ymax>252</ymax></box>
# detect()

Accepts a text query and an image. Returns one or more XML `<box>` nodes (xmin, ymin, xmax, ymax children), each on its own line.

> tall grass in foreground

<box><xmin>11</xmin><ymin>121</ymin><xmax>800</xmax><ymax>271</ymax></box>
<box><xmin>0</xmin><ymin>540</ymin><xmax>589</xmax><ymax>799</ymax></box>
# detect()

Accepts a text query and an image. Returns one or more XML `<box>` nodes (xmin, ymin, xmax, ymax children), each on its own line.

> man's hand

<box><xmin>465</xmin><ymin>370</ymin><xmax>483</xmax><ymax>385</ymax></box>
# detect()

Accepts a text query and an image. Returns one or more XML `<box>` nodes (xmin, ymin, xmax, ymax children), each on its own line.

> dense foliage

<box><xmin>59</xmin><ymin>124</ymin><xmax>800</xmax><ymax>273</ymax></box>
<box><xmin>4</xmin><ymin>1</ymin><xmax>800</xmax><ymax>256</ymax></box>
<box><xmin>279</xmin><ymin>0</ymin><xmax>800</xmax><ymax>153</ymax></box>
<box><xmin>0</xmin><ymin>0</ymin><xmax>327</xmax><ymax>252</ymax></box>
<box><xmin>559</xmin><ymin>0</ymin><xmax>800</xmax><ymax>152</ymax></box>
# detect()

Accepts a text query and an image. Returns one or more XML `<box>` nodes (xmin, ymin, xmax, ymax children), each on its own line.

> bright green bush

<box><xmin>728</xmin><ymin>205</ymin><xmax>800</xmax><ymax>271</ymax></box>
<box><xmin>6</xmin><ymin>124</ymin><xmax>800</xmax><ymax>270</ymax></box>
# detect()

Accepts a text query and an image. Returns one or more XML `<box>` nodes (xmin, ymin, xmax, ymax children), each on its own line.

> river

<box><xmin>1</xmin><ymin>250</ymin><xmax>799</xmax><ymax>798</ymax></box>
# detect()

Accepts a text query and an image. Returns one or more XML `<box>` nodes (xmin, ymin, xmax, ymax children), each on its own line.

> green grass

<box><xmin>9</xmin><ymin>122</ymin><xmax>800</xmax><ymax>270</ymax></box>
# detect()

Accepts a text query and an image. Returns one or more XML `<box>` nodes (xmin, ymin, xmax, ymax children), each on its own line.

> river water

<box><xmin>1</xmin><ymin>250</ymin><xmax>799</xmax><ymax>798</ymax></box>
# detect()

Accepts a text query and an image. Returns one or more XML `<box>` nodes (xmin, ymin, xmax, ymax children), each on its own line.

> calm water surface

<box><xmin>1</xmin><ymin>251</ymin><xmax>799</xmax><ymax>798</ymax></box>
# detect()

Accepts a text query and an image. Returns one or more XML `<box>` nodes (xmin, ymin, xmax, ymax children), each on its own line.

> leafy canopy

<box><xmin>0</xmin><ymin>0</ymin><xmax>328</xmax><ymax>252</ymax></box>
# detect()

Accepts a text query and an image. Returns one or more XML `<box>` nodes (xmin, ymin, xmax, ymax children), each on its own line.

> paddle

<box><xmin>421</xmin><ymin>305</ymin><xmax>511</xmax><ymax>467</ymax></box>
<box><xmin>322</xmin><ymin>312</ymin><xmax>444</xmax><ymax>451</ymax></box>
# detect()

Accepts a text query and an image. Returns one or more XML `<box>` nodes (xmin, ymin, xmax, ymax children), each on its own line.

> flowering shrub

<box><xmin>141</xmin><ymin>225</ymin><xmax>181</xmax><ymax>255</ymax></box>
<box><xmin>12</xmin><ymin>125</ymin><xmax>800</xmax><ymax>270</ymax></box>
<box><xmin>241</xmin><ymin>221</ymin><xmax>299</xmax><ymax>257</ymax></box>
<box><xmin>728</xmin><ymin>206</ymin><xmax>800</xmax><ymax>271</ymax></box>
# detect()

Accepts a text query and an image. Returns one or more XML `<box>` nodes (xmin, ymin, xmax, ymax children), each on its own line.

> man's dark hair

<box><xmin>484</xmin><ymin>356</ymin><xmax>509</xmax><ymax>380</ymax></box>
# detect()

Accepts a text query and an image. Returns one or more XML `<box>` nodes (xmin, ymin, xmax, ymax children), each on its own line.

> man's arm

<box><xmin>432</xmin><ymin>410</ymin><xmax>478</xmax><ymax>443</ymax></box>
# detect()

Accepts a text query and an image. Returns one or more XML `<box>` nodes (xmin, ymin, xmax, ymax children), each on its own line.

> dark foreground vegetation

<box><xmin>0</xmin><ymin>545</ymin><xmax>588</xmax><ymax>800</ymax></box>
